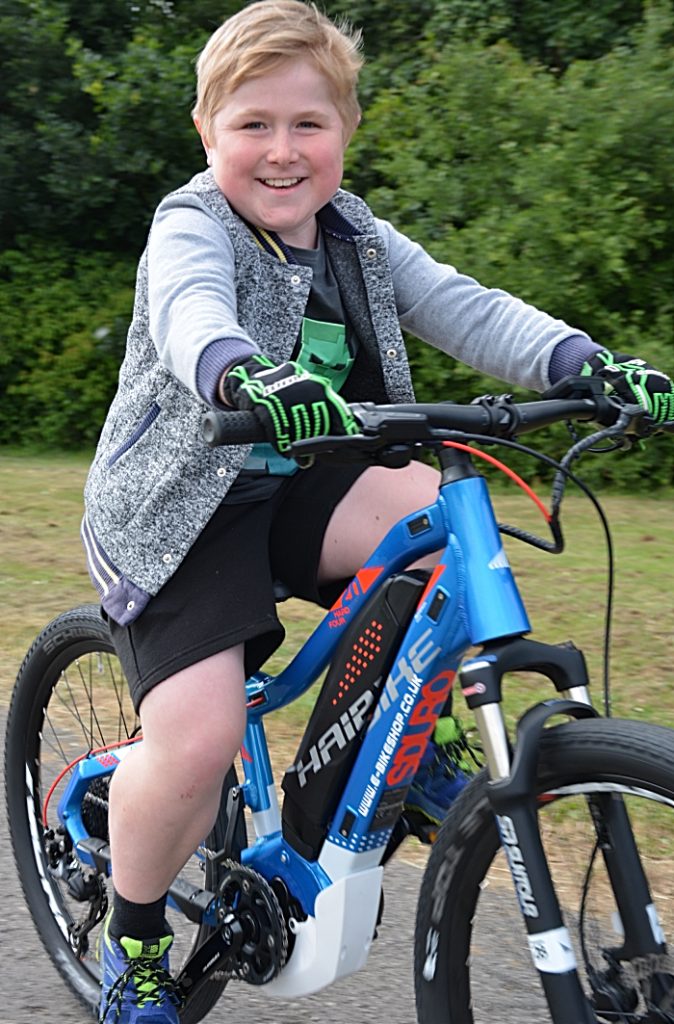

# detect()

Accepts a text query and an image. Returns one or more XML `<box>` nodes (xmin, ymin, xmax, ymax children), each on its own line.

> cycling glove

<box><xmin>221</xmin><ymin>354</ymin><xmax>359</xmax><ymax>453</ymax></box>
<box><xmin>582</xmin><ymin>349</ymin><xmax>674</xmax><ymax>425</ymax></box>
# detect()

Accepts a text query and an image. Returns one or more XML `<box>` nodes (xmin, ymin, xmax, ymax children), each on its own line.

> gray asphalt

<box><xmin>0</xmin><ymin>707</ymin><xmax>423</xmax><ymax>1023</ymax></box>
<box><xmin>1</xmin><ymin>704</ymin><xmax>544</xmax><ymax>1023</ymax></box>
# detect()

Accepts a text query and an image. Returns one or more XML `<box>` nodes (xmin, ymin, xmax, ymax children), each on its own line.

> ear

<box><xmin>193</xmin><ymin>116</ymin><xmax>213</xmax><ymax>165</ymax></box>
<box><xmin>343</xmin><ymin>112</ymin><xmax>361</xmax><ymax>149</ymax></box>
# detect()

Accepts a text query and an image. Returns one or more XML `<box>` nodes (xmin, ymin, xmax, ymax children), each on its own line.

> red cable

<box><xmin>442</xmin><ymin>441</ymin><xmax>551</xmax><ymax>523</ymax></box>
<box><xmin>41</xmin><ymin>445</ymin><xmax>545</xmax><ymax>829</ymax></box>
<box><xmin>41</xmin><ymin>735</ymin><xmax>142</xmax><ymax>828</ymax></box>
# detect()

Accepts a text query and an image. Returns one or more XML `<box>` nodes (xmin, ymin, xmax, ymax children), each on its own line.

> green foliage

<box><xmin>424</xmin><ymin>0</ymin><xmax>649</xmax><ymax>69</ymax></box>
<box><xmin>0</xmin><ymin>245</ymin><xmax>134</xmax><ymax>447</ymax></box>
<box><xmin>1</xmin><ymin>0</ymin><xmax>239</xmax><ymax>250</ymax></box>
<box><xmin>1</xmin><ymin>0</ymin><xmax>674</xmax><ymax>488</ymax></box>
<box><xmin>345</xmin><ymin>3</ymin><xmax>674</xmax><ymax>486</ymax></box>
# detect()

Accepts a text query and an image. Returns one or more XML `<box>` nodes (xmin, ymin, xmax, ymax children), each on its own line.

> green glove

<box><xmin>581</xmin><ymin>349</ymin><xmax>674</xmax><ymax>425</ymax></box>
<box><xmin>222</xmin><ymin>354</ymin><xmax>359</xmax><ymax>453</ymax></box>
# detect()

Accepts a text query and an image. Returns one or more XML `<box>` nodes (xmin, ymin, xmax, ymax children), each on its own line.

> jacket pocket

<box><xmin>107</xmin><ymin>402</ymin><xmax>161</xmax><ymax>468</ymax></box>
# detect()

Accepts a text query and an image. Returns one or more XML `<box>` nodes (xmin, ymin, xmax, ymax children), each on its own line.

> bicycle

<box><xmin>6</xmin><ymin>375</ymin><xmax>674</xmax><ymax>1023</ymax></box>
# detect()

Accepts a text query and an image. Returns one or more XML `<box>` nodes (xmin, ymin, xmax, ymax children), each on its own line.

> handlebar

<box><xmin>201</xmin><ymin>376</ymin><xmax>673</xmax><ymax>459</ymax></box>
<box><xmin>201</xmin><ymin>409</ymin><xmax>268</xmax><ymax>446</ymax></box>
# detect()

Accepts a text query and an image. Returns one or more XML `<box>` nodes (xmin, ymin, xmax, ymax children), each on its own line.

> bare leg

<box><xmin>318</xmin><ymin>460</ymin><xmax>441</xmax><ymax>584</ymax></box>
<box><xmin>108</xmin><ymin>645</ymin><xmax>247</xmax><ymax>902</ymax></box>
<box><xmin>319</xmin><ymin>461</ymin><xmax>465</xmax><ymax>842</ymax></box>
<box><xmin>108</xmin><ymin>463</ymin><xmax>439</xmax><ymax>902</ymax></box>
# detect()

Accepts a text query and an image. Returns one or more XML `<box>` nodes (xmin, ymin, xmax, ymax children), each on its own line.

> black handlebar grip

<box><xmin>201</xmin><ymin>410</ymin><xmax>266</xmax><ymax>447</ymax></box>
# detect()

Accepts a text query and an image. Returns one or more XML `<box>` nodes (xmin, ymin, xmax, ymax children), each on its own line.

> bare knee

<box><xmin>161</xmin><ymin>716</ymin><xmax>244</xmax><ymax>789</ymax></box>
<box><xmin>138</xmin><ymin>647</ymin><xmax>247</xmax><ymax>788</ymax></box>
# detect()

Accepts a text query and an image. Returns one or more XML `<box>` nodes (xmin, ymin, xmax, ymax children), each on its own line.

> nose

<box><xmin>268</xmin><ymin>128</ymin><xmax>297</xmax><ymax>165</ymax></box>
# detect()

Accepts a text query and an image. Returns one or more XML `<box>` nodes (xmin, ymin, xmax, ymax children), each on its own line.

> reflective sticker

<box><xmin>527</xmin><ymin>927</ymin><xmax>577</xmax><ymax>974</ymax></box>
<box><xmin>647</xmin><ymin>903</ymin><xmax>666</xmax><ymax>946</ymax></box>
<box><xmin>423</xmin><ymin>928</ymin><xmax>440</xmax><ymax>981</ymax></box>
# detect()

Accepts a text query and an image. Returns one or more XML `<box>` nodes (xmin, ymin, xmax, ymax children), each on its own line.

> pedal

<box><xmin>402</xmin><ymin>809</ymin><xmax>439</xmax><ymax>846</ymax></box>
<box><xmin>382</xmin><ymin>814</ymin><xmax>411</xmax><ymax>864</ymax></box>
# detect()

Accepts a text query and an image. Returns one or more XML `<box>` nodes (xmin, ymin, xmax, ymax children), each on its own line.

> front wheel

<box><xmin>414</xmin><ymin>717</ymin><xmax>674</xmax><ymax>1023</ymax></box>
<box><xmin>4</xmin><ymin>604</ymin><xmax>245</xmax><ymax>1023</ymax></box>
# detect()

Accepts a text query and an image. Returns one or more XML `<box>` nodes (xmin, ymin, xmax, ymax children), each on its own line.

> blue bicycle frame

<box><xmin>56</xmin><ymin>453</ymin><xmax>542</xmax><ymax>999</ymax></box>
<box><xmin>241</xmin><ymin>467</ymin><xmax>528</xmax><ymax>837</ymax></box>
<box><xmin>219</xmin><ymin>456</ymin><xmax>531</xmax><ymax>996</ymax></box>
<box><xmin>39</xmin><ymin>390</ymin><xmax>674</xmax><ymax>1022</ymax></box>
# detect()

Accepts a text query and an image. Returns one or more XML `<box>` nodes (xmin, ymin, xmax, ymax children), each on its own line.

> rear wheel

<box><xmin>4</xmin><ymin>604</ymin><xmax>245</xmax><ymax>1023</ymax></box>
<box><xmin>414</xmin><ymin>717</ymin><xmax>674</xmax><ymax>1023</ymax></box>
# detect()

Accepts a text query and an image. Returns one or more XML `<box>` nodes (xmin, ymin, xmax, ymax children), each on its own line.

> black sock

<box><xmin>109</xmin><ymin>892</ymin><xmax>169</xmax><ymax>941</ymax></box>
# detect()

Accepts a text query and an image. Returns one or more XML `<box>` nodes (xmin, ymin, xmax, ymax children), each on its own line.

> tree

<box><xmin>2</xmin><ymin>0</ymin><xmax>674</xmax><ymax>485</ymax></box>
<box><xmin>0</xmin><ymin>244</ymin><xmax>135</xmax><ymax>447</ymax></box>
<box><xmin>346</xmin><ymin>4</ymin><xmax>674</xmax><ymax>485</ymax></box>
<box><xmin>0</xmin><ymin>0</ymin><xmax>239</xmax><ymax>250</ymax></box>
<box><xmin>424</xmin><ymin>0</ymin><xmax>649</xmax><ymax>70</ymax></box>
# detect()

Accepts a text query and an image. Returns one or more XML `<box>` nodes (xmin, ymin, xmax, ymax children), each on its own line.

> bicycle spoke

<box><xmin>6</xmin><ymin>608</ymin><xmax>232</xmax><ymax>1019</ymax></box>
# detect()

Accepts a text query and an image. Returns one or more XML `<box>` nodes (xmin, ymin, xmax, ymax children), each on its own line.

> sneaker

<box><xmin>99</xmin><ymin>915</ymin><xmax>182</xmax><ymax>1023</ymax></box>
<box><xmin>404</xmin><ymin>716</ymin><xmax>479</xmax><ymax>843</ymax></box>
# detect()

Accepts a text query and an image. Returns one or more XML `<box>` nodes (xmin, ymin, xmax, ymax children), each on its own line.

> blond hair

<box><xmin>193</xmin><ymin>0</ymin><xmax>364</xmax><ymax>143</ymax></box>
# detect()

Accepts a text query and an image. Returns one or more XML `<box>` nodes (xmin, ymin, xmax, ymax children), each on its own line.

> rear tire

<box><xmin>5</xmin><ymin>605</ymin><xmax>245</xmax><ymax>1023</ymax></box>
<box><xmin>414</xmin><ymin>717</ymin><xmax>674</xmax><ymax>1023</ymax></box>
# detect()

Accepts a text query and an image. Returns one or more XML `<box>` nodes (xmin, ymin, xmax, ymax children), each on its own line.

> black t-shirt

<box><xmin>225</xmin><ymin>229</ymin><xmax>356</xmax><ymax>503</ymax></box>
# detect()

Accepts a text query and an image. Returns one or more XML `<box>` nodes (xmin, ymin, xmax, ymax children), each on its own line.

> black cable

<box><xmin>446</xmin><ymin>427</ymin><xmax>618</xmax><ymax>717</ymax></box>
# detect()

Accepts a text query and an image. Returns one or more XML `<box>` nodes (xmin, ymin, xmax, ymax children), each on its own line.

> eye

<box><xmin>297</xmin><ymin>120</ymin><xmax>320</xmax><ymax>130</ymax></box>
<box><xmin>241</xmin><ymin>120</ymin><xmax>266</xmax><ymax>131</ymax></box>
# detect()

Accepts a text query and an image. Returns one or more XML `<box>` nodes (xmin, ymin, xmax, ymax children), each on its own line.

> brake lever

<box><xmin>348</xmin><ymin>402</ymin><xmax>436</xmax><ymax>439</ymax></box>
<box><xmin>287</xmin><ymin>403</ymin><xmax>437</xmax><ymax>462</ymax></box>
<box><xmin>288</xmin><ymin>433</ymin><xmax>422</xmax><ymax>467</ymax></box>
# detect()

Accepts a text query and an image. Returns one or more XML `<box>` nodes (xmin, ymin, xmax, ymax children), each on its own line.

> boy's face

<box><xmin>200</xmin><ymin>60</ymin><xmax>347</xmax><ymax>249</ymax></box>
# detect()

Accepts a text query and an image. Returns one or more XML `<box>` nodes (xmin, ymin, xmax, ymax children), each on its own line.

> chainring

<box><xmin>216</xmin><ymin>861</ymin><xmax>288</xmax><ymax>985</ymax></box>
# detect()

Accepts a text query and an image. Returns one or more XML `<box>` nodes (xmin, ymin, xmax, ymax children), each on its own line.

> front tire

<box><xmin>414</xmin><ymin>717</ymin><xmax>674</xmax><ymax>1023</ymax></box>
<box><xmin>5</xmin><ymin>605</ymin><xmax>244</xmax><ymax>1023</ymax></box>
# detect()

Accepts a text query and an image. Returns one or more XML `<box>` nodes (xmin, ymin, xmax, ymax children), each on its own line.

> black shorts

<box><xmin>108</xmin><ymin>461</ymin><xmax>366</xmax><ymax>712</ymax></box>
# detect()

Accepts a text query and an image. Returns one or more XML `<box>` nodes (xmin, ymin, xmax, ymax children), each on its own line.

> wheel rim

<box><xmin>427</xmin><ymin>781</ymin><xmax>674</xmax><ymax>1023</ymax></box>
<box><xmin>16</xmin><ymin>629</ymin><xmax>225</xmax><ymax>1005</ymax></box>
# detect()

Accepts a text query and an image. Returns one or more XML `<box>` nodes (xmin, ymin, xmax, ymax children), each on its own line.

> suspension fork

<box><xmin>560</xmin><ymin>686</ymin><xmax>666</xmax><ymax>960</ymax></box>
<box><xmin>460</xmin><ymin>638</ymin><xmax>668</xmax><ymax>1019</ymax></box>
<box><xmin>459</xmin><ymin>639</ymin><xmax>598</xmax><ymax>1022</ymax></box>
<box><xmin>586</xmin><ymin>793</ymin><xmax>666</xmax><ymax>959</ymax></box>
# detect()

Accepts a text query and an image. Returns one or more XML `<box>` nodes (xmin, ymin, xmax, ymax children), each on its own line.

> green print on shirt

<box><xmin>246</xmin><ymin>316</ymin><xmax>354</xmax><ymax>475</ymax></box>
<box><xmin>296</xmin><ymin>317</ymin><xmax>353</xmax><ymax>392</ymax></box>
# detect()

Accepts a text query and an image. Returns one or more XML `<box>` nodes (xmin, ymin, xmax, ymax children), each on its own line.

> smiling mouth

<box><xmin>259</xmin><ymin>177</ymin><xmax>304</xmax><ymax>189</ymax></box>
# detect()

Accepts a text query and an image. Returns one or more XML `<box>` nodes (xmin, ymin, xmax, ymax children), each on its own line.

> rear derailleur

<box><xmin>45</xmin><ymin>826</ymin><xmax>108</xmax><ymax>957</ymax></box>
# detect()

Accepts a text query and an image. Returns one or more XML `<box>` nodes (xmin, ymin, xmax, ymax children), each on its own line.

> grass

<box><xmin>3</xmin><ymin>449</ymin><xmax>674</xmax><ymax>869</ymax></box>
<box><xmin>3</xmin><ymin>448</ymin><xmax>674</xmax><ymax>736</ymax></box>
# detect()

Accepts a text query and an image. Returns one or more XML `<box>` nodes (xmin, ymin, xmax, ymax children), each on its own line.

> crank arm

<box><xmin>176</xmin><ymin>914</ymin><xmax>244</xmax><ymax>1004</ymax></box>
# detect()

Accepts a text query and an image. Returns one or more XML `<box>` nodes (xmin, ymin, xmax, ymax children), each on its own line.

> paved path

<box><xmin>0</xmin><ymin>708</ymin><xmax>423</xmax><ymax>1023</ymax></box>
<box><xmin>1</xmin><ymin>706</ymin><xmax>542</xmax><ymax>1023</ymax></box>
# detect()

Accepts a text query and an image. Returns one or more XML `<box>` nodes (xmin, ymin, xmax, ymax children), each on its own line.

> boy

<box><xmin>83</xmin><ymin>2</ymin><xmax>674</xmax><ymax>1020</ymax></box>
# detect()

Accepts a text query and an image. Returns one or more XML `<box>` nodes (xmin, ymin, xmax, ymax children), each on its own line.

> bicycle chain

<box><xmin>215</xmin><ymin>860</ymin><xmax>288</xmax><ymax>985</ymax></box>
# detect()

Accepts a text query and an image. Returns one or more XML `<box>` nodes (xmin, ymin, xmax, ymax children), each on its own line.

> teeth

<box><xmin>261</xmin><ymin>178</ymin><xmax>302</xmax><ymax>188</ymax></box>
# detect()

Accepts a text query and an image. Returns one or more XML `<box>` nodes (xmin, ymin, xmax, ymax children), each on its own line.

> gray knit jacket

<box><xmin>82</xmin><ymin>169</ymin><xmax>595</xmax><ymax>626</ymax></box>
